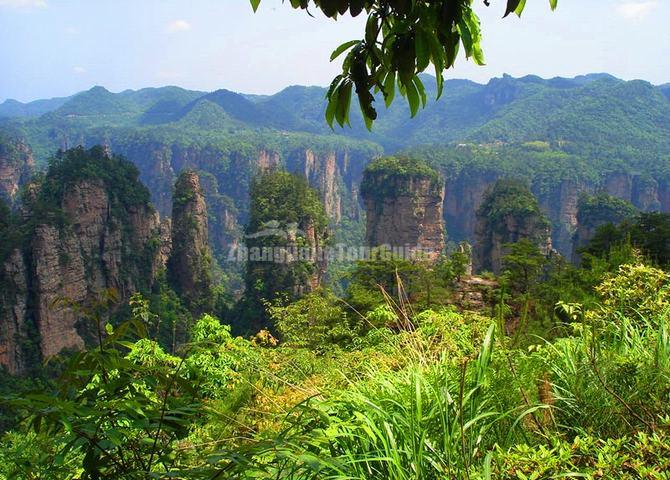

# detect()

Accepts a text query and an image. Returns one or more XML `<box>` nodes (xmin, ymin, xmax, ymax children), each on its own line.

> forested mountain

<box><xmin>2</xmin><ymin>73</ymin><xmax>669</xmax><ymax>157</ymax></box>
<box><xmin>3</xmin><ymin>73</ymin><xmax>670</xmax><ymax>478</ymax></box>
<box><xmin>0</xmin><ymin>96</ymin><xmax>71</xmax><ymax>119</ymax></box>
<box><xmin>1</xmin><ymin>73</ymin><xmax>670</xmax><ymax>260</ymax></box>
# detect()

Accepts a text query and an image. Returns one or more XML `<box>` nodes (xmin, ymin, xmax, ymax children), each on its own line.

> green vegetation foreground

<box><xmin>2</xmin><ymin>254</ymin><xmax>670</xmax><ymax>478</ymax></box>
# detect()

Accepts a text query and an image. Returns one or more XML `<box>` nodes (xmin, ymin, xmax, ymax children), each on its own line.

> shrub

<box><xmin>269</xmin><ymin>290</ymin><xmax>359</xmax><ymax>350</ymax></box>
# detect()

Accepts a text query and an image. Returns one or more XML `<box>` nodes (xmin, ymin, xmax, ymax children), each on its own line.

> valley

<box><xmin>2</xmin><ymin>72</ymin><xmax>670</xmax><ymax>478</ymax></box>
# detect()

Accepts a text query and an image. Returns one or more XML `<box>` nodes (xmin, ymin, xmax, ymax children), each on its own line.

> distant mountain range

<box><xmin>2</xmin><ymin>73</ymin><xmax>669</xmax><ymax>158</ymax></box>
<box><xmin>2</xmin><ymin>73</ymin><xmax>670</xmax><ymax>262</ymax></box>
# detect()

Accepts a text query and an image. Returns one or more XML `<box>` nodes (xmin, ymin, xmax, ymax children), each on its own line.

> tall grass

<box><xmin>205</xmin><ymin>266</ymin><xmax>670</xmax><ymax>479</ymax></box>
<box><xmin>546</xmin><ymin>308</ymin><xmax>670</xmax><ymax>437</ymax></box>
<box><xmin>213</xmin><ymin>323</ymin><xmax>545</xmax><ymax>479</ymax></box>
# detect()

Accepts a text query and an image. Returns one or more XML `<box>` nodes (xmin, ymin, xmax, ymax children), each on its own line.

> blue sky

<box><xmin>0</xmin><ymin>0</ymin><xmax>669</xmax><ymax>102</ymax></box>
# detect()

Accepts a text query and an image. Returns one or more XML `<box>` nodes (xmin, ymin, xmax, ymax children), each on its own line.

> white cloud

<box><xmin>616</xmin><ymin>1</ymin><xmax>659</xmax><ymax>20</ymax></box>
<box><xmin>167</xmin><ymin>19</ymin><xmax>191</xmax><ymax>33</ymax></box>
<box><xmin>0</xmin><ymin>0</ymin><xmax>46</xmax><ymax>8</ymax></box>
<box><xmin>73</xmin><ymin>66</ymin><xmax>86</xmax><ymax>74</ymax></box>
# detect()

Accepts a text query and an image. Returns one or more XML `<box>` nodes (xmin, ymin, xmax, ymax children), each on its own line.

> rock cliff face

<box><xmin>299</xmin><ymin>150</ymin><xmax>343</xmax><ymax>223</ymax></box>
<box><xmin>0</xmin><ymin>137</ymin><xmax>34</xmax><ymax>204</ymax></box>
<box><xmin>443</xmin><ymin>172</ymin><xmax>498</xmax><ymax>243</ymax></box>
<box><xmin>167</xmin><ymin>171</ymin><xmax>212</xmax><ymax>312</ymax></box>
<box><xmin>571</xmin><ymin>193</ymin><xmax>637</xmax><ymax>263</ymax></box>
<box><xmin>442</xmin><ymin>171</ymin><xmax>670</xmax><ymax>261</ymax></box>
<box><xmin>32</xmin><ymin>179</ymin><xmax>161</xmax><ymax>362</ymax></box>
<box><xmin>242</xmin><ymin>171</ymin><xmax>329</xmax><ymax>332</ymax></box>
<box><xmin>536</xmin><ymin>180</ymin><xmax>593</xmax><ymax>261</ymax></box>
<box><xmin>197</xmin><ymin>172</ymin><xmax>241</xmax><ymax>262</ymax></box>
<box><xmin>28</xmin><ymin>178</ymin><xmax>162</xmax><ymax>360</ymax></box>
<box><xmin>0</xmin><ymin>249</ymin><xmax>30</xmax><ymax>374</ymax></box>
<box><xmin>0</xmin><ymin>147</ymin><xmax>166</xmax><ymax>374</ymax></box>
<box><xmin>361</xmin><ymin>157</ymin><xmax>445</xmax><ymax>260</ymax></box>
<box><xmin>90</xmin><ymin>140</ymin><xmax>371</xmax><ymax>263</ymax></box>
<box><xmin>473</xmin><ymin>179</ymin><xmax>552</xmax><ymax>274</ymax></box>
<box><xmin>287</xmin><ymin>148</ymin><xmax>367</xmax><ymax>223</ymax></box>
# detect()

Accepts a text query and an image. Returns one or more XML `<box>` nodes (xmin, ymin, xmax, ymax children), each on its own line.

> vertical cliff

<box><xmin>571</xmin><ymin>193</ymin><xmax>637</xmax><ymax>263</ymax></box>
<box><xmin>0</xmin><ymin>136</ymin><xmax>35</xmax><ymax>204</ymax></box>
<box><xmin>0</xmin><ymin>248</ymin><xmax>30</xmax><ymax>374</ymax></box>
<box><xmin>167</xmin><ymin>171</ymin><xmax>213</xmax><ymax>313</ymax></box>
<box><xmin>242</xmin><ymin>171</ymin><xmax>328</xmax><ymax>332</ymax></box>
<box><xmin>0</xmin><ymin>146</ymin><xmax>165</xmax><ymax>374</ymax></box>
<box><xmin>197</xmin><ymin>171</ymin><xmax>241</xmax><ymax>263</ymax></box>
<box><xmin>89</xmin><ymin>138</ymin><xmax>374</xmax><ymax>269</ymax></box>
<box><xmin>474</xmin><ymin>179</ymin><xmax>552</xmax><ymax>274</ymax></box>
<box><xmin>300</xmin><ymin>149</ymin><xmax>342</xmax><ymax>222</ymax></box>
<box><xmin>443</xmin><ymin>171</ymin><xmax>498</xmax><ymax>243</ymax></box>
<box><xmin>535</xmin><ymin>180</ymin><xmax>594</xmax><ymax>260</ymax></box>
<box><xmin>361</xmin><ymin>156</ymin><xmax>445</xmax><ymax>260</ymax></box>
<box><xmin>439</xmin><ymin>167</ymin><xmax>670</xmax><ymax>262</ymax></box>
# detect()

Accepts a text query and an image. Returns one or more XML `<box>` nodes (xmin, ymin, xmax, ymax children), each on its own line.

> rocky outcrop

<box><xmin>603</xmin><ymin>172</ymin><xmax>633</xmax><ymax>201</ymax></box>
<box><xmin>441</xmin><ymin>169</ymin><xmax>670</xmax><ymax>261</ymax></box>
<box><xmin>85</xmin><ymin>138</ymin><xmax>374</xmax><ymax>265</ymax></box>
<box><xmin>361</xmin><ymin>157</ymin><xmax>445</xmax><ymax>261</ymax></box>
<box><xmin>631</xmin><ymin>176</ymin><xmax>661</xmax><ymax>211</ymax></box>
<box><xmin>242</xmin><ymin>171</ymin><xmax>329</xmax><ymax>332</ymax></box>
<box><xmin>30</xmin><ymin>224</ymin><xmax>88</xmax><ymax>358</ymax></box>
<box><xmin>30</xmin><ymin>178</ymin><xmax>162</xmax><ymax>360</ymax></box>
<box><xmin>0</xmin><ymin>137</ymin><xmax>34</xmax><ymax>204</ymax></box>
<box><xmin>167</xmin><ymin>171</ymin><xmax>213</xmax><ymax>312</ymax></box>
<box><xmin>156</xmin><ymin>218</ymin><xmax>173</xmax><ymax>270</ymax></box>
<box><xmin>197</xmin><ymin>172</ymin><xmax>241</xmax><ymax>262</ymax></box>
<box><xmin>444</xmin><ymin>171</ymin><xmax>499</xmax><ymax>243</ymax></box>
<box><xmin>0</xmin><ymin>249</ymin><xmax>30</xmax><ymax>374</ymax></box>
<box><xmin>474</xmin><ymin>179</ymin><xmax>552</xmax><ymax>274</ymax></box>
<box><xmin>535</xmin><ymin>180</ymin><xmax>594</xmax><ymax>260</ymax></box>
<box><xmin>257</xmin><ymin>149</ymin><xmax>281</xmax><ymax>172</ymax></box>
<box><xmin>0</xmin><ymin>147</ymin><xmax>166</xmax><ymax>374</ymax></box>
<box><xmin>571</xmin><ymin>193</ymin><xmax>637</xmax><ymax>263</ymax></box>
<box><xmin>451</xmin><ymin>275</ymin><xmax>498</xmax><ymax>312</ymax></box>
<box><xmin>301</xmin><ymin>150</ymin><xmax>342</xmax><ymax>223</ymax></box>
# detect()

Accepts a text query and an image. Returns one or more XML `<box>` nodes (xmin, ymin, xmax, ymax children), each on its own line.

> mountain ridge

<box><xmin>3</xmin><ymin>72</ymin><xmax>665</xmax><ymax>127</ymax></box>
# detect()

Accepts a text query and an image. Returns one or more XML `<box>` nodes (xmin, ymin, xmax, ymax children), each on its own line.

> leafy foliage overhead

<box><xmin>249</xmin><ymin>0</ymin><xmax>558</xmax><ymax>128</ymax></box>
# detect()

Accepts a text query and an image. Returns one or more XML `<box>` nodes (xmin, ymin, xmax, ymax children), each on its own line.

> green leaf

<box><xmin>441</xmin><ymin>29</ymin><xmax>460</xmax><ymax>68</ymax></box>
<box><xmin>473</xmin><ymin>43</ymin><xmax>485</xmax><ymax>66</ymax></box>
<box><xmin>325</xmin><ymin>95</ymin><xmax>337</xmax><ymax>128</ymax></box>
<box><xmin>319</xmin><ymin>0</ymin><xmax>340</xmax><ymax>18</ymax></box>
<box><xmin>517</xmin><ymin>0</ymin><xmax>528</xmax><ymax>16</ymax></box>
<box><xmin>412</xmin><ymin>75</ymin><xmax>427</xmax><ymax>108</ymax></box>
<box><xmin>335</xmin><ymin>80</ymin><xmax>353</xmax><ymax>127</ymax></box>
<box><xmin>415</xmin><ymin>29</ymin><xmax>430</xmax><ymax>72</ymax></box>
<box><xmin>504</xmin><ymin>0</ymin><xmax>522</xmax><ymax>17</ymax></box>
<box><xmin>365</xmin><ymin>14</ymin><xmax>378</xmax><ymax>45</ymax></box>
<box><xmin>349</xmin><ymin>0</ymin><xmax>365</xmax><ymax>17</ymax></box>
<box><xmin>398</xmin><ymin>35</ymin><xmax>416</xmax><ymax>85</ymax></box>
<box><xmin>249</xmin><ymin>0</ymin><xmax>261</xmax><ymax>13</ymax></box>
<box><xmin>356</xmin><ymin>84</ymin><xmax>376</xmax><ymax>130</ymax></box>
<box><xmin>459</xmin><ymin>19</ymin><xmax>474</xmax><ymax>59</ymax></box>
<box><xmin>325</xmin><ymin>74</ymin><xmax>343</xmax><ymax>129</ymax></box>
<box><xmin>549</xmin><ymin>0</ymin><xmax>558</xmax><ymax>10</ymax></box>
<box><xmin>405</xmin><ymin>79</ymin><xmax>420</xmax><ymax>117</ymax></box>
<box><xmin>435</xmin><ymin>70</ymin><xmax>444</xmax><ymax>99</ymax></box>
<box><xmin>330</xmin><ymin>40</ymin><xmax>359</xmax><ymax>62</ymax></box>
<box><xmin>428</xmin><ymin>33</ymin><xmax>446</xmax><ymax>99</ymax></box>
<box><xmin>383</xmin><ymin>71</ymin><xmax>396</xmax><ymax>108</ymax></box>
